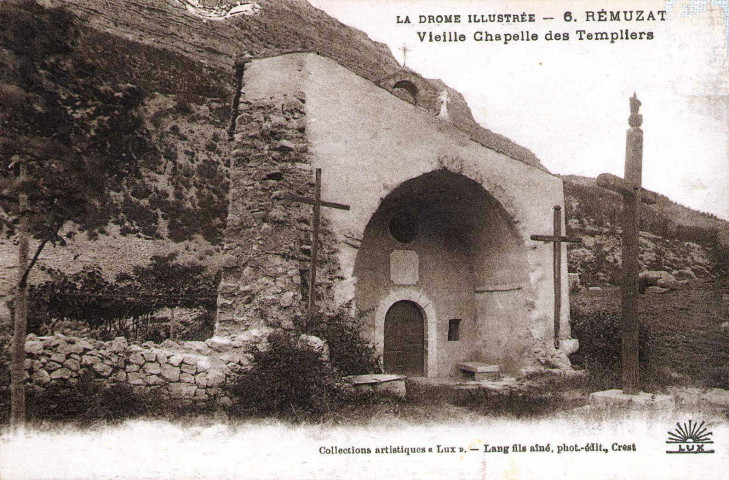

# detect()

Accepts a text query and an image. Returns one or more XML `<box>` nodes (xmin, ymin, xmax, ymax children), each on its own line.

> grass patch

<box><xmin>570</xmin><ymin>280</ymin><xmax>729</xmax><ymax>390</ymax></box>
<box><xmin>461</xmin><ymin>389</ymin><xmax>565</xmax><ymax>418</ymax></box>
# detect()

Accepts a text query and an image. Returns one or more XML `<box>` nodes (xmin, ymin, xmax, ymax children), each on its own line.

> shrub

<box><xmin>0</xmin><ymin>324</ymin><xmax>11</xmax><ymax>423</ymax></box>
<box><xmin>83</xmin><ymin>383</ymin><xmax>152</xmax><ymax>423</ymax></box>
<box><xmin>20</xmin><ymin>373</ymin><xmax>215</xmax><ymax>425</ymax></box>
<box><xmin>711</xmin><ymin>243</ymin><xmax>729</xmax><ymax>280</ymax></box>
<box><xmin>162</xmin><ymin>143</ymin><xmax>178</xmax><ymax>162</ymax></box>
<box><xmin>569</xmin><ymin>308</ymin><xmax>654</xmax><ymax>390</ymax></box>
<box><xmin>28</xmin><ymin>254</ymin><xmax>219</xmax><ymax>341</ymax></box>
<box><xmin>26</xmin><ymin>377</ymin><xmax>98</xmax><ymax>423</ymax></box>
<box><xmin>25</xmin><ymin>372</ymin><xmax>150</xmax><ymax>424</ymax></box>
<box><xmin>225</xmin><ymin>332</ymin><xmax>349</xmax><ymax>419</ymax></box>
<box><xmin>310</xmin><ymin>311</ymin><xmax>381</xmax><ymax>376</ymax></box>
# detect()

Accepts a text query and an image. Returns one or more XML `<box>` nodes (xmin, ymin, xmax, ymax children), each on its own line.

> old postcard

<box><xmin>0</xmin><ymin>0</ymin><xmax>728</xmax><ymax>479</ymax></box>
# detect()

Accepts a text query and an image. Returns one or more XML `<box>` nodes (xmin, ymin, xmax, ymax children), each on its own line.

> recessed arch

<box><xmin>355</xmin><ymin>168</ymin><xmax>530</xmax><ymax>377</ymax></box>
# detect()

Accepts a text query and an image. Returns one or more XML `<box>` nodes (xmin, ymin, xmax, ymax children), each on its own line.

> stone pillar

<box><xmin>216</xmin><ymin>93</ymin><xmax>311</xmax><ymax>334</ymax></box>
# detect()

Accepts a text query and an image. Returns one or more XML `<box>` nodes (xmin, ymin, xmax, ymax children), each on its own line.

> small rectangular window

<box><xmin>448</xmin><ymin>319</ymin><xmax>461</xmax><ymax>341</ymax></box>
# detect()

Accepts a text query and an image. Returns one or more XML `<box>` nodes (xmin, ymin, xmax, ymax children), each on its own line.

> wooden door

<box><xmin>384</xmin><ymin>300</ymin><xmax>424</xmax><ymax>376</ymax></box>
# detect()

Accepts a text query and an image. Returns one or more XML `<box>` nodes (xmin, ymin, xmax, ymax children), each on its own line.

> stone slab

<box><xmin>457</xmin><ymin>362</ymin><xmax>500</xmax><ymax>374</ymax></box>
<box><xmin>343</xmin><ymin>374</ymin><xmax>407</xmax><ymax>398</ymax></box>
<box><xmin>373</xmin><ymin>380</ymin><xmax>406</xmax><ymax>398</ymax></box>
<box><xmin>458</xmin><ymin>363</ymin><xmax>500</xmax><ymax>381</ymax></box>
<box><xmin>344</xmin><ymin>374</ymin><xmax>405</xmax><ymax>385</ymax></box>
<box><xmin>589</xmin><ymin>389</ymin><xmax>675</xmax><ymax>410</ymax></box>
<box><xmin>344</xmin><ymin>374</ymin><xmax>407</xmax><ymax>398</ymax></box>
<box><xmin>390</xmin><ymin>250</ymin><xmax>418</xmax><ymax>285</ymax></box>
<box><xmin>404</xmin><ymin>377</ymin><xmax>480</xmax><ymax>403</ymax></box>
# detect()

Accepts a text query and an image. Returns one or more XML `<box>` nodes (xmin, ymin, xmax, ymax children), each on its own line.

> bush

<box><xmin>311</xmin><ymin>312</ymin><xmax>381</xmax><ymax>376</ymax></box>
<box><xmin>224</xmin><ymin>312</ymin><xmax>382</xmax><ymax>420</ymax></box>
<box><xmin>28</xmin><ymin>254</ymin><xmax>219</xmax><ymax>341</ymax></box>
<box><xmin>225</xmin><ymin>332</ymin><xmax>349</xmax><ymax>419</ymax></box>
<box><xmin>0</xmin><ymin>324</ymin><xmax>11</xmax><ymax>423</ymax></box>
<box><xmin>25</xmin><ymin>372</ymin><xmax>151</xmax><ymax>424</ymax></box>
<box><xmin>569</xmin><ymin>308</ymin><xmax>654</xmax><ymax>390</ymax></box>
<box><xmin>85</xmin><ymin>383</ymin><xmax>151</xmax><ymax>423</ymax></box>
<box><xmin>711</xmin><ymin>243</ymin><xmax>729</xmax><ymax>280</ymax></box>
<box><xmin>19</xmin><ymin>373</ymin><xmax>217</xmax><ymax>425</ymax></box>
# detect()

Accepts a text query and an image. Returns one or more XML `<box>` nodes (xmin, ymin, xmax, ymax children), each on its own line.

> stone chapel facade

<box><xmin>217</xmin><ymin>52</ymin><xmax>578</xmax><ymax>378</ymax></box>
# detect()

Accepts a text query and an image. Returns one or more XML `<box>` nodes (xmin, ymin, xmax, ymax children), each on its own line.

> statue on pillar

<box><xmin>629</xmin><ymin>92</ymin><xmax>642</xmax><ymax>128</ymax></box>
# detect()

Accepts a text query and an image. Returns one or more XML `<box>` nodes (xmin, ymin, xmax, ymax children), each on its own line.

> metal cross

<box><xmin>284</xmin><ymin>168</ymin><xmax>349</xmax><ymax>328</ymax></box>
<box><xmin>531</xmin><ymin>205</ymin><xmax>582</xmax><ymax>349</ymax></box>
<box><xmin>399</xmin><ymin>44</ymin><xmax>410</xmax><ymax>67</ymax></box>
<box><xmin>595</xmin><ymin>93</ymin><xmax>654</xmax><ymax>395</ymax></box>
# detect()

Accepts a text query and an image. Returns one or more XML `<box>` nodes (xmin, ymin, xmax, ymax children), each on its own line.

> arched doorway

<box><xmin>383</xmin><ymin>300</ymin><xmax>425</xmax><ymax>375</ymax></box>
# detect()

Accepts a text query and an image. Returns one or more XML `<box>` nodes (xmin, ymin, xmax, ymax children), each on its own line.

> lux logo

<box><xmin>666</xmin><ymin>420</ymin><xmax>715</xmax><ymax>454</ymax></box>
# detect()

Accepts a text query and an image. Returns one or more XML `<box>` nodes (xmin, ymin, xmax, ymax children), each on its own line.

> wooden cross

<box><xmin>284</xmin><ymin>168</ymin><xmax>349</xmax><ymax>328</ymax></box>
<box><xmin>531</xmin><ymin>205</ymin><xmax>582</xmax><ymax>349</ymax></box>
<box><xmin>399</xmin><ymin>43</ymin><xmax>410</xmax><ymax>67</ymax></box>
<box><xmin>595</xmin><ymin>92</ymin><xmax>652</xmax><ymax>395</ymax></box>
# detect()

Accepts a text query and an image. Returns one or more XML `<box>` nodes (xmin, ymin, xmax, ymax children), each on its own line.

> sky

<box><xmin>307</xmin><ymin>0</ymin><xmax>729</xmax><ymax>220</ymax></box>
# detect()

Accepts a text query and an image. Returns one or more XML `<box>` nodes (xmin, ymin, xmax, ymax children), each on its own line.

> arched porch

<box><xmin>353</xmin><ymin>169</ymin><xmax>531</xmax><ymax>377</ymax></box>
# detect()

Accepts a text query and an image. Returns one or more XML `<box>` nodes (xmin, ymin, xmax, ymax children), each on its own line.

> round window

<box><xmin>389</xmin><ymin>213</ymin><xmax>418</xmax><ymax>243</ymax></box>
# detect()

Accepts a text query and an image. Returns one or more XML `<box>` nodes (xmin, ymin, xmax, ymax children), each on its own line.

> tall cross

<box><xmin>284</xmin><ymin>168</ymin><xmax>350</xmax><ymax>329</ymax></box>
<box><xmin>596</xmin><ymin>93</ymin><xmax>654</xmax><ymax>395</ymax></box>
<box><xmin>531</xmin><ymin>205</ymin><xmax>582</xmax><ymax>349</ymax></box>
<box><xmin>399</xmin><ymin>43</ymin><xmax>410</xmax><ymax>67</ymax></box>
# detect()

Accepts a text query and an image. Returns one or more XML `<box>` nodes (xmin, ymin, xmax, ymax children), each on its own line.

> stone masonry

<box><xmin>22</xmin><ymin>331</ymin><xmax>272</xmax><ymax>404</ymax></box>
<box><xmin>217</xmin><ymin>89</ymin><xmax>341</xmax><ymax>334</ymax></box>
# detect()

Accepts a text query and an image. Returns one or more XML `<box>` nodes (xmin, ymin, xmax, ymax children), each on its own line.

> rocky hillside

<box><xmin>0</xmin><ymin>0</ymin><xmax>549</xmax><ymax>301</ymax></box>
<box><xmin>563</xmin><ymin>175</ymin><xmax>729</xmax><ymax>286</ymax></box>
<box><xmin>1</xmin><ymin>0</ymin><xmax>236</xmax><ymax>298</ymax></box>
<box><xmin>41</xmin><ymin>0</ymin><xmax>542</xmax><ymax>167</ymax></box>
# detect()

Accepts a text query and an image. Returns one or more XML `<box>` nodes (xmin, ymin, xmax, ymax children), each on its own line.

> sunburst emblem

<box><xmin>666</xmin><ymin>420</ymin><xmax>715</xmax><ymax>454</ymax></box>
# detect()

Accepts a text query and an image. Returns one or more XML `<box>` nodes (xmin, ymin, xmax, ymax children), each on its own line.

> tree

<box><xmin>0</xmin><ymin>0</ymin><xmax>153</xmax><ymax>427</ymax></box>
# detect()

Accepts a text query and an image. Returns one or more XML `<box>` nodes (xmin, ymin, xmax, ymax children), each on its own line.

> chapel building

<box><xmin>216</xmin><ymin>52</ymin><xmax>577</xmax><ymax>378</ymax></box>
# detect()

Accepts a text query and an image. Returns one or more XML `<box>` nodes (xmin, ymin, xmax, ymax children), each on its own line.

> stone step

<box><xmin>521</xmin><ymin>367</ymin><xmax>590</xmax><ymax>390</ymax></box>
<box><xmin>457</xmin><ymin>362</ymin><xmax>501</xmax><ymax>381</ymax></box>
<box><xmin>343</xmin><ymin>374</ymin><xmax>407</xmax><ymax>398</ymax></box>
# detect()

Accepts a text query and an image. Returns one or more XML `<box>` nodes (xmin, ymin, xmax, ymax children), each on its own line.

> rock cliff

<box><xmin>40</xmin><ymin>0</ymin><xmax>542</xmax><ymax>167</ymax></box>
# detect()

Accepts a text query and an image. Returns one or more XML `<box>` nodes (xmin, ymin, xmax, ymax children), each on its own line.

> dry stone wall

<box><xmin>22</xmin><ymin>331</ymin><xmax>272</xmax><ymax>404</ymax></box>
